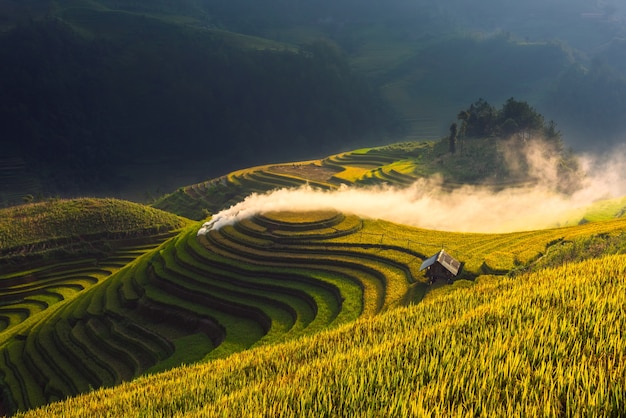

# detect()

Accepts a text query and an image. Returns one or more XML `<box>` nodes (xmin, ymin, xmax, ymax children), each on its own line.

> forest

<box><xmin>0</xmin><ymin>17</ymin><xmax>396</xmax><ymax>197</ymax></box>
<box><xmin>1</xmin><ymin>0</ymin><xmax>626</xmax><ymax>202</ymax></box>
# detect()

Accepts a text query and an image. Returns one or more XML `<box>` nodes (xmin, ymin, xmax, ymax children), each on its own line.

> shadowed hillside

<box><xmin>0</xmin><ymin>13</ymin><xmax>396</xmax><ymax>203</ymax></box>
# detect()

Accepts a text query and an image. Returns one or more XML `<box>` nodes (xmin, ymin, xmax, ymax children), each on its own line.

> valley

<box><xmin>2</xmin><ymin>1</ymin><xmax>626</xmax><ymax>415</ymax></box>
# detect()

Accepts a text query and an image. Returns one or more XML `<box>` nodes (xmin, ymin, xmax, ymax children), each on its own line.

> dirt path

<box><xmin>269</xmin><ymin>163</ymin><xmax>340</xmax><ymax>183</ymax></box>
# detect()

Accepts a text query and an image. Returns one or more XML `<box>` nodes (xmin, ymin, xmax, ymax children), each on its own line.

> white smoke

<box><xmin>198</xmin><ymin>145</ymin><xmax>626</xmax><ymax>235</ymax></box>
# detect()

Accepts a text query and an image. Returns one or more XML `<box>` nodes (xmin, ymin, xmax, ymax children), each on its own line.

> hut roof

<box><xmin>419</xmin><ymin>249</ymin><xmax>461</xmax><ymax>276</ymax></box>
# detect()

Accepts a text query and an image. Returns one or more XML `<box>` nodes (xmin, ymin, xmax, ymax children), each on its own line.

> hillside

<box><xmin>1</xmin><ymin>1</ymin><xmax>625</xmax><ymax>414</ymax></box>
<box><xmin>0</xmin><ymin>10</ymin><xmax>395</xmax><ymax>203</ymax></box>
<box><xmin>3</xmin><ymin>0</ymin><xmax>626</xmax><ymax>203</ymax></box>
<box><xmin>2</xmin><ymin>2</ymin><xmax>626</xmax><ymax>415</ymax></box>
<box><xmin>15</xmin><ymin>250</ymin><xmax>626</xmax><ymax>416</ymax></box>
<box><xmin>0</xmin><ymin>197</ymin><xmax>189</xmax><ymax>266</ymax></box>
<box><xmin>153</xmin><ymin>134</ymin><xmax>582</xmax><ymax>221</ymax></box>
<box><xmin>1</xmin><ymin>204</ymin><xmax>626</xmax><ymax>413</ymax></box>
<box><xmin>201</xmin><ymin>0</ymin><xmax>626</xmax><ymax>149</ymax></box>
<box><xmin>0</xmin><ymin>134</ymin><xmax>625</xmax><ymax>414</ymax></box>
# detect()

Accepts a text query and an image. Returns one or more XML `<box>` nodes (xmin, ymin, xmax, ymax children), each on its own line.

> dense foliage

<box><xmin>457</xmin><ymin>97</ymin><xmax>559</xmax><ymax>140</ymax></box>
<box><xmin>0</xmin><ymin>17</ymin><xmax>395</xmax><ymax>195</ymax></box>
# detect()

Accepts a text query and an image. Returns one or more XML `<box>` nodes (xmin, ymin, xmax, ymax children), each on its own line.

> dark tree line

<box><xmin>444</xmin><ymin>98</ymin><xmax>580</xmax><ymax>192</ymax></box>
<box><xmin>454</xmin><ymin>98</ymin><xmax>559</xmax><ymax>141</ymax></box>
<box><xmin>0</xmin><ymin>18</ymin><xmax>397</xmax><ymax>194</ymax></box>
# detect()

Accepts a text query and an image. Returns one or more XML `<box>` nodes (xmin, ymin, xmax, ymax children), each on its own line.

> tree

<box><xmin>456</xmin><ymin>110</ymin><xmax>469</xmax><ymax>136</ymax></box>
<box><xmin>458</xmin><ymin>98</ymin><xmax>552</xmax><ymax>140</ymax></box>
<box><xmin>499</xmin><ymin>97</ymin><xmax>544</xmax><ymax>139</ymax></box>
<box><xmin>449</xmin><ymin>122</ymin><xmax>458</xmax><ymax>154</ymax></box>
<box><xmin>544</xmin><ymin>120</ymin><xmax>561</xmax><ymax>140</ymax></box>
<box><xmin>456</xmin><ymin>110</ymin><xmax>469</xmax><ymax>154</ymax></box>
<box><xmin>465</xmin><ymin>98</ymin><xmax>497</xmax><ymax>137</ymax></box>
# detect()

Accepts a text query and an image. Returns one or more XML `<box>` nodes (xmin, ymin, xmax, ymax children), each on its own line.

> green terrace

<box><xmin>1</xmin><ymin>141</ymin><xmax>626</xmax><ymax>414</ymax></box>
<box><xmin>0</xmin><ymin>210</ymin><xmax>430</xmax><ymax>412</ymax></box>
<box><xmin>153</xmin><ymin>142</ymin><xmax>437</xmax><ymax>220</ymax></box>
<box><xmin>0</xmin><ymin>242</ymin><xmax>169</xmax><ymax>334</ymax></box>
<box><xmin>1</xmin><ymin>204</ymin><xmax>626</xmax><ymax>412</ymax></box>
<box><xmin>1</xmin><ymin>209</ymin><xmax>625</xmax><ymax>414</ymax></box>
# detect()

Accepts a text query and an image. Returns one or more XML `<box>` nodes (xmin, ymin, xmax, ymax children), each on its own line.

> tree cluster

<box><xmin>456</xmin><ymin>98</ymin><xmax>559</xmax><ymax>141</ymax></box>
<box><xmin>444</xmin><ymin>98</ymin><xmax>581</xmax><ymax>193</ymax></box>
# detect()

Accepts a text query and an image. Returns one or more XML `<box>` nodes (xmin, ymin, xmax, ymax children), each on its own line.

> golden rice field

<box><xmin>1</xmin><ymin>199</ymin><xmax>626</xmax><ymax>415</ymax></box>
<box><xmin>17</xmin><ymin>252</ymin><xmax>626</xmax><ymax>417</ymax></box>
<box><xmin>333</xmin><ymin>217</ymin><xmax>626</xmax><ymax>277</ymax></box>
<box><xmin>3</xmin><ymin>140</ymin><xmax>626</xmax><ymax>416</ymax></box>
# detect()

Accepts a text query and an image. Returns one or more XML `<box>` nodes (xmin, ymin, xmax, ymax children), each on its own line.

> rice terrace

<box><xmin>0</xmin><ymin>134</ymin><xmax>625</xmax><ymax>417</ymax></box>
<box><xmin>3</xmin><ymin>0</ymin><xmax>626</xmax><ymax>415</ymax></box>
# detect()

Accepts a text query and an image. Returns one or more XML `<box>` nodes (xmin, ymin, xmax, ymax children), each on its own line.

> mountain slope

<box><xmin>0</xmin><ymin>135</ymin><xmax>625</xmax><ymax>414</ymax></box>
<box><xmin>0</xmin><ymin>9</ymin><xmax>395</xmax><ymax>203</ymax></box>
<box><xmin>153</xmin><ymin>137</ymin><xmax>582</xmax><ymax>221</ymax></box>
<box><xmin>0</xmin><ymin>198</ymin><xmax>189</xmax><ymax>266</ymax></box>
<box><xmin>2</xmin><ymin>203</ymin><xmax>626</xmax><ymax>414</ymax></box>
<box><xmin>16</xmin><ymin>251</ymin><xmax>626</xmax><ymax>417</ymax></box>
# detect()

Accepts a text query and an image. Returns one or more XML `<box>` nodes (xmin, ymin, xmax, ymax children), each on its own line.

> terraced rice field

<box><xmin>3</xmin><ymin>140</ymin><xmax>626</xmax><ymax>415</ymax></box>
<box><xmin>2</xmin><ymin>207</ymin><xmax>626</xmax><ymax>413</ymax></box>
<box><xmin>0</xmin><ymin>210</ymin><xmax>429</xmax><ymax>413</ymax></box>
<box><xmin>153</xmin><ymin>143</ymin><xmax>439</xmax><ymax>220</ymax></box>
<box><xmin>21</xmin><ymin>251</ymin><xmax>626</xmax><ymax>418</ymax></box>
<box><xmin>0</xmin><ymin>241</ymin><xmax>169</xmax><ymax>333</ymax></box>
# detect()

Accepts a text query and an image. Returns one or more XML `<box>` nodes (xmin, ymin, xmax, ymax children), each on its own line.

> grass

<box><xmin>0</xmin><ymin>208</ymin><xmax>432</xmax><ymax>413</ymax></box>
<box><xmin>571</xmin><ymin>196</ymin><xmax>626</xmax><ymax>224</ymax></box>
<box><xmin>0</xmin><ymin>197</ymin><xmax>189</xmax><ymax>331</ymax></box>
<box><xmin>1</xmin><ymin>202</ymin><xmax>626</xmax><ymax>414</ymax></box>
<box><xmin>0</xmin><ymin>198</ymin><xmax>193</xmax><ymax>413</ymax></box>
<box><xmin>0</xmin><ymin>197</ymin><xmax>189</xmax><ymax>262</ymax></box>
<box><xmin>156</xmin><ymin>138</ymin><xmax>587</xmax><ymax>222</ymax></box>
<box><xmin>2</xmin><ymin>139</ymin><xmax>626</xmax><ymax>415</ymax></box>
<box><xmin>16</xmin><ymin>251</ymin><xmax>626</xmax><ymax>417</ymax></box>
<box><xmin>155</xmin><ymin>143</ymin><xmax>439</xmax><ymax>219</ymax></box>
<box><xmin>0</xmin><ymin>243</ymin><xmax>174</xmax><ymax>334</ymax></box>
<box><xmin>178</xmin><ymin>234</ymin><xmax>352</xmax><ymax>331</ymax></box>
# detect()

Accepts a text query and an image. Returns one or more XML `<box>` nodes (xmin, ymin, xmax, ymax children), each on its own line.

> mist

<box><xmin>200</xmin><ymin>145</ymin><xmax>626</xmax><ymax>235</ymax></box>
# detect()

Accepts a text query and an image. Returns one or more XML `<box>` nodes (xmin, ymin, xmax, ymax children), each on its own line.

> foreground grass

<box><xmin>18</xmin><ymin>253</ymin><xmax>626</xmax><ymax>417</ymax></box>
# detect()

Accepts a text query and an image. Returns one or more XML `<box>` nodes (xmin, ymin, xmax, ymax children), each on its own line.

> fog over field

<box><xmin>201</xmin><ymin>144</ymin><xmax>626</xmax><ymax>234</ymax></box>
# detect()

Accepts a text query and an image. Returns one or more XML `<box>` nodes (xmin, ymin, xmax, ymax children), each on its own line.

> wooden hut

<box><xmin>419</xmin><ymin>249</ymin><xmax>461</xmax><ymax>284</ymax></box>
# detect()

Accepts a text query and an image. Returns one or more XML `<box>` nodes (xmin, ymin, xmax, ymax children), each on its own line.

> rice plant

<box><xmin>16</xmin><ymin>253</ymin><xmax>626</xmax><ymax>417</ymax></box>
